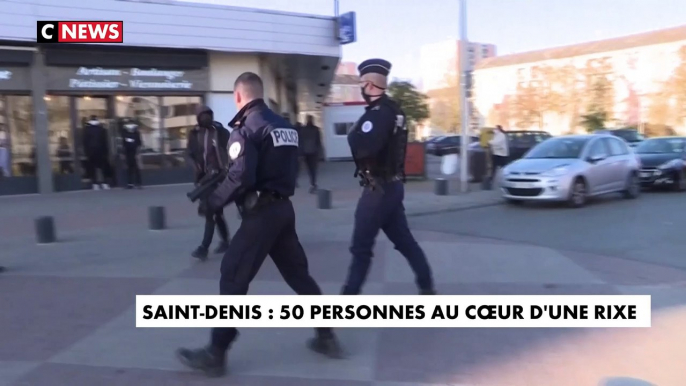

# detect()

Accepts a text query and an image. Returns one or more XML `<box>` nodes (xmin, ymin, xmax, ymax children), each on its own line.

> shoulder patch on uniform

<box><xmin>270</xmin><ymin>128</ymin><xmax>299</xmax><ymax>147</ymax></box>
<box><xmin>228</xmin><ymin>142</ymin><xmax>242</xmax><ymax>160</ymax></box>
<box><xmin>396</xmin><ymin>115</ymin><xmax>405</xmax><ymax>129</ymax></box>
<box><xmin>361</xmin><ymin>121</ymin><xmax>373</xmax><ymax>133</ymax></box>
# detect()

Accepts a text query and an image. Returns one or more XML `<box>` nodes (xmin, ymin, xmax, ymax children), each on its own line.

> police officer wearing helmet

<box><xmin>177</xmin><ymin>72</ymin><xmax>344</xmax><ymax>378</ymax></box>
<box><xmin>342</xmin><ymin>59</ymin><xmax>436</xmax><ymax>296</ymax></box>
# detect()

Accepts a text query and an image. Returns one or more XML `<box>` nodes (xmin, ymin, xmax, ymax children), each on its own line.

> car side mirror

<box><xmin>587</xmin><ymin>154</ymin><xmax>605</xmax><ymax>163</ymax></box>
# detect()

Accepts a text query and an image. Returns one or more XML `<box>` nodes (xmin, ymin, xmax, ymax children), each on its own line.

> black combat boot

<box><xmin>213</xmin><ymin>241</ymin><xmax>229</xmax><ymax>255</ymax></box>
<box><xmin>176</xmin><ymin>346</ymin><xmax>226</xmax><ymax>378</ymax></box>
<box><xmin>307</xmin><ymin>331</ymin><xmax>345</xmax><ymax>359</ymax></box>
<box><xmin>191</xmin><ymin>246</ymin><xmax>209</xmax><ymax>261</ymax></box>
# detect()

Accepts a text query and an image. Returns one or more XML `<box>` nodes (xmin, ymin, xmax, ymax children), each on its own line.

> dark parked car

<box><xmin>426</xmin><ymin>135</ymin><xmax>478</xmax><ymax>156</ymax></box>
<box><xmin>635</xmin><ymin>136</ymin><xmax>686</xmax><ymax>191</ymax></box>
<box><xmin>469</xmin><ymin>130</ymin><xmax>553</xmax><ymax>182</ymax></box>
<box><xmin>597</xmin><ymin>128</ymin><xmax>645</xmax><ymax>148</ymax></box>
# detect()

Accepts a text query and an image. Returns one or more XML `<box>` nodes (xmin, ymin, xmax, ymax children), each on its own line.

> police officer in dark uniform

<box><xmin>342</xmin><ymin>59</ymin><xmax>436</xmax><ymax>296</ymax></box>
<box><xmin>177</xmin><ymin>72</ymin><xmax>343</xmax><ymax>378</ymax></box>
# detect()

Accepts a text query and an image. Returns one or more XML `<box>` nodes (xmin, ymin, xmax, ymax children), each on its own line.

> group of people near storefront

<box><xmin>75</xmin><ymin>115</ymin><xmax>144</xmax><ymax>190</ymax></box>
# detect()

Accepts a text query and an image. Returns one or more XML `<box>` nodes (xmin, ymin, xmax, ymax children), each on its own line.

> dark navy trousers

<box><xmin>210</xmin><ymin>198</ymin><xmax>332</xmax><ymax>352</ymax></box>
<box><xmin>342</xmin><ymin>181</ymin><xmax>434</xmax><ymax>295</ymax></box>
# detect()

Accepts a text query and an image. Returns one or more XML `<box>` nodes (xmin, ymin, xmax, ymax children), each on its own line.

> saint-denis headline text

<box><xmin>136</xmin><ymin>295</ymin><xmax>651</xmax><ymax>328</ymax></box>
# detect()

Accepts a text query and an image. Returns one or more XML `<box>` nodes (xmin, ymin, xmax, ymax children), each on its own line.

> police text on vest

<box><xmin>271</xmin><ymin>128</ymin><xmax>299</xmax><ymax>147</ymax></box>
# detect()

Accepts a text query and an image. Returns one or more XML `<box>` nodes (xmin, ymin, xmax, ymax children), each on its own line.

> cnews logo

<box><xmin>37</xmin><ymin>21</ymin><xmax>124</xmax><ymax>43</ymax></box>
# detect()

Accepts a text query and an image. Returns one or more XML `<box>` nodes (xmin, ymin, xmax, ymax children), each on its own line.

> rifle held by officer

<box><xmin>186</xmin><ymin>170</ymin><xmax>226</xmax><ymax>203</ymax></box>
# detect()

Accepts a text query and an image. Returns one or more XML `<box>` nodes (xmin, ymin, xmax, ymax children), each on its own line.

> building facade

<box><xmin>419</xmin><ymin>39</ymin><xmax>496</xmax><ymax>133</ymax></box>
<box><xmin>0</xmin><ymin>0</ymin><xmax>341</xmax><ymax>196</ymax></box>
<box><xmin>472</xmin><ymin>25</ymin><xmax>686</xmax><ymax>136</ymax></box>
<box><xmin>419</xmin><ymin>39</ymin><xmax>496</xmax><ymax>93</ymax></box>
<box><xmin>325</xmin><ymin>61</ymin><xmax>364</xmax><ymax>104</ymax></box>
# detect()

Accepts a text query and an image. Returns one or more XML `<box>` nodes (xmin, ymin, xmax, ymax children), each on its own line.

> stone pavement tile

<box><xmin>13</xmin><ymin>363</ymin><xmax>374</xmax><ymax>386</ymax></box>
<box><xmin>374</xmin><ymin>282</ymin><xmax>619</xmax><ymax>385</ymax></box>
<box><xmin>2</xmin><ymin>228</ymin><xmax>201</xmax><ymax>279</ymax></box>
<box><xmin>50</xmin><ymin>278</ymin><xmax>383</xmax><ymax>381</ymax></box>
<box><xmin>372</xmin><ymin>382</ymin><xmax>464</xmax><ymax>386</ymax></box>
<box><xmin>459</xmin><ymin>306</ymin><xmax>686</xmax><ymax>386</ymax></box>
<box><xmin>412</xmin><ymin>230</ymin><xmax>517</xmax><ymax>246</ymax></box>
<box><xmin>179</xmin><ymin>239</ymin><xmax>389</xmax><ymax>285</ymax></box>
<box><xmin>0</xmin><ymin>361</ymin><xmax>40</xmax><ymax>386</ymax></box>
<box><xmin>382</xmin><ymin>282</ymin><xmax>620</xmax><ymax>296</ymax></box>
<box><xmin>561</xmin><ymin>250</ymin><xmax>686</xmax><ymax>286</ymax></box>
<box><xmin>618</xmin><ymin>284</ymin><xmax>686</xmax><ymax>312</ymax></box>
<box><xmin>0</xmin><ymin>276</ymin><xmax>164</xmax><ymax>361</ymax></box>
<box><xmin>384</xmin><ymin>241</ymin><xmax>604</xmax><ymax>285</ymax></box>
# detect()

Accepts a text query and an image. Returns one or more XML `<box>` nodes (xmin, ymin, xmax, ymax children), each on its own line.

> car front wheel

<box><xmin>673</xmin><ymin>170</ymin><xmax>686</xmax><ymax>192</ymax></box>
<box><xmin>567</xmin><ymin>178</ymin><xmax>587</xmax><ymax>208</ymax></box>
<box><xmin>622</xmin><ymin>173</ymin><xmax>641</xmax><ymax>199</ymax></box>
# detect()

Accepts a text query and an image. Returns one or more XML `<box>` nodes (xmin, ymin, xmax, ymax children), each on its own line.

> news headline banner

<box><xmin>136</xmin><ymin>295</ymin><xmax>651</xmax><ymax>328</ymax></box>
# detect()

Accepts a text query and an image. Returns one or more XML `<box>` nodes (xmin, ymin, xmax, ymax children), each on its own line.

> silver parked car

<box><xmin>500</xmin><ymin>134</ymin><xmax>642</xmax><ymax>207</ymax></box>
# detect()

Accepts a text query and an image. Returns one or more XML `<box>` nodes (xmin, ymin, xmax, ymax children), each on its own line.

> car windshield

<box><xmin>525</xmin><ymin>137</ymin><xmax>589</xmax><ymax>159</ymax></box>
<box><xmin>635</xmin><ymin>138</ymin><xmax>686</xmax><ymax>154</ymax></box>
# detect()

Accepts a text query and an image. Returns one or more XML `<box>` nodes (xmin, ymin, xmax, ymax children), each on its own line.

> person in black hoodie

<box><xmin>187</xmin><ymin>106</ymin><xmax>231</xmax><ymax>260</ymax></box>
<box><xmin>299</xmin><ymin>115</ymin><xmax>323</xmax><ymax>193</ymax></box>
<box><xmin>120</xmin><ymin>118</ymin><xmax>143</xmax><ymax>189</ymax></box>
<box><xmin>82</xmin><ymin>115</ymin><xmax>113</xmax><ymax>190</ymax></box>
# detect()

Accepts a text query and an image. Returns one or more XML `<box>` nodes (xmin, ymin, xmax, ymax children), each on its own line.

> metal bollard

<box><xmin>35</xmin><ymin>216</ymin><xmax>56</xmax><ymax>244</ymax></box>
<box><xmin>434</xmin><ymin>178</ymin><xmax>448</xmax><ymax>196</ymax></box>
<box><xmin>317</xmin><ymin>189</ymin><xmax>332</xmax><ymax>209</ymax></box>
<box><xmin>148</xmin><ymin>206</ymin><xmax>166</xmax><ymax>230</ymax></box>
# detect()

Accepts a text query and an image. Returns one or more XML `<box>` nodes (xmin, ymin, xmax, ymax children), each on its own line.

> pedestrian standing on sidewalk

<box><xmin>299</xmin><ymin>115</ymin><xmax>323</xmax><ymax>193</ymax></box>
<box><xmin>186</xmin><ymin>106</ymin><xmax>231</xmax><ymax>260</ymax></box>
<box><xmin>489</xmin><ymin>125</ymin><xmax>509</xmax><ymax>181</ymax></box>
<box><xmin>177</xmin><ymin>72</ymin><xmax>343</xmax><ymax>378</ymax></box>
<box><xmin>341</xmin><ymin>58</ymin><xmax>436</xmax><ymax>296</ymax></box>
<box><xmin>120</xmin><ymin>118</ymin><xmax>143</xmax><ymax>189</ymax></box>
<box><xmin>82</xmin><ymin>116</ymin><xmax>114</xmax><ymax>190</ymax></box>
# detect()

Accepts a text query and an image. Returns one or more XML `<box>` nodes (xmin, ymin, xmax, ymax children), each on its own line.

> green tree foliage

<box><xmin>388</xmin><ymin>81</ymin><xmax>430</xmax><ymax>132</ymax></box>
<box><xmin>580</xmin><ymin>77</ymin><xmax>613</xmax><ymax>132</ymax></box>
<box><xmin>580</xmin><ymin>111</ymin><xmax>607</xmax><ymax>132</ymax></box>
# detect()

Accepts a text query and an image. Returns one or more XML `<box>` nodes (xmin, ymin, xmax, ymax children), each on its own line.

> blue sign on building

<box><xmin>338</xmin><ymin>11</ymin><xmax>356</xmax><ymax>45</ymax></box>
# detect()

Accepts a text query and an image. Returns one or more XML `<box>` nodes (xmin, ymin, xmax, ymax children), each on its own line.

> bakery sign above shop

<box><xmin>46</xmin><ymin>67</ymin><xmax>209</xmax><ymax>92</ymax></box>
<box><xmin>0</xmin><ymin>67</ymin><xmax>31</xmax><ymax>91</ymax></box>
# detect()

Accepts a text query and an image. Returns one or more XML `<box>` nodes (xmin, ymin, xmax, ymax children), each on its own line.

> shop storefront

<box><xmin>0</xmin><ymin>49</ymin><xmax>36</xmax><ymax>195</ymax></box>
<box><xmin>42</xmin><ymin>47</ymin><xmax>209</xmax><ymax>191</ymax></box>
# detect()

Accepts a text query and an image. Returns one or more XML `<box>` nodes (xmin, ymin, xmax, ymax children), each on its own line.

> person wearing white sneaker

<box><xmin>82</xmin><ymin>115</ymin><xmax>114</xmax><ymax>190</ymax></box>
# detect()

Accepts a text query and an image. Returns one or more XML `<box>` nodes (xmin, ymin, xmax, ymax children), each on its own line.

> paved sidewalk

<box><xmin>0</xmin><ymin>161</ymin><xmax>501</xmax><ymax>242</ymax></box>
<box><xmin>2</xmin><ymin>161</ymin><xmax>684</xmax><ymax>385</ymax></box>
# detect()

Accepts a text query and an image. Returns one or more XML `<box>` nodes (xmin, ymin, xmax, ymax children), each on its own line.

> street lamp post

<box><xmin>458</xmin><ymin>0</ymin><xmax>469</xmax><ymax>192</ymax></box>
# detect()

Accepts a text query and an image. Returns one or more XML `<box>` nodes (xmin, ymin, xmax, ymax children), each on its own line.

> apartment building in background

<box><xmin>420</xmin><ymin>39</ymin><xmax>497</xmax><ymax>92</ymax></box>
<box><xmin>419</xmin><ymin>39</ymin><xmax>497</xmax><ymax>133</ymax></box>
<box><xmin>326</xmin><ymin>61</ymin><xmax>364</xmax><ymax>104</ymax></box>
<box><xmin>472</xmin><ymin>24</ymin><xmax>686</xmax><ymax>135</ymax></box>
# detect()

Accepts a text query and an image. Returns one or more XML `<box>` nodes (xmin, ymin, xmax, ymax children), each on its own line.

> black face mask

<box><xmin>197</xmin><ymin>114</ymin><xmax>212</xmax><ymax>128</ymax></box>
<box><xmin>361</xmin><ymin>87</ymin><xmax>373</xmax><ymax>104</ymax></box>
